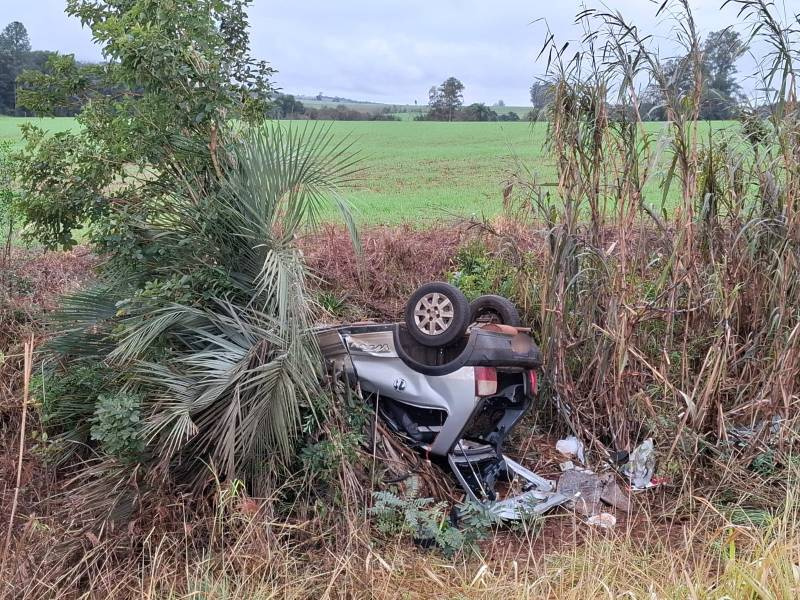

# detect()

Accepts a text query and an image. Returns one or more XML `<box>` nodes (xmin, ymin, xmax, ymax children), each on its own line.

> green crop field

<box><xmin>0</xmin><ymin>116</ymin><xmax>78</xmax><ymax>146</ymax></box>
<box><xmin>1</xmin><ymin>116</ymin><xmax>737</xmax><ymax>226</ymax></box>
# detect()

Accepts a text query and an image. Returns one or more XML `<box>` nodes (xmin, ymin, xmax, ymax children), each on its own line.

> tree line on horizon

<box><xmin>527</xmin><ymin>28</ymin><xmax>747</xmax><ymax>122</ymax></box>
<box><xmin>415</xmin><ymin>77</ymin><xmax>523</xmax><ymax>122</ymax></box>
<box><xmin>0</xmin><ymin>19</ymin><xmax>751</xmax><ymax>122</ymax></box>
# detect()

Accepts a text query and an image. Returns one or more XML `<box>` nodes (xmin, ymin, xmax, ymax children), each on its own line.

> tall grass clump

<box><xmin>496</xmin><ymin>0</ymin><xmax>800</xmax><ymax>496</ymax></box>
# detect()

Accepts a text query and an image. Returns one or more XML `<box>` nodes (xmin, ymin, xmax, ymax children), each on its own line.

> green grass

<box><xmin>1</xmin><ymin>116</ymin><xmax>739</xmax><ymax>226</ymax></box>
<box><xmin>329</xmin><ymin>120</ymin><xmax>549</xmax><ymax>224</ymax></box>
<box><xmin>312</xmin><ymin>119</ymin><xmax>737</xmax><ymax>224</ymax></box>
<box><xmin>0</xmin><ymin>116</ymin><xmax>79</xmax><ymax>148</ymax></box>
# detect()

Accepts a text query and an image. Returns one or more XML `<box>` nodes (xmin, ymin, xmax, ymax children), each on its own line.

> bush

<box><xmin>447</xmin><ymin>241</ymin><xmax>516</xmax><ymax>301</ymax></box>
<box><xmin>34</xmin><ymin>362</ymin><xmax>112</xmax><ymax>436</ymax></box>
<box><xmin>90</xmin><ymin>392</ymin><xmax>145</xmax><ymax>461</ymax></box>
<box><xmin>0</xmin><ymin>140</ymin><xmax>18</xmax><ymax>247</ymax></box>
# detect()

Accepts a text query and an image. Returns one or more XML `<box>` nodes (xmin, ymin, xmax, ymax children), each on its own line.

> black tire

<box><xmin>404</xmin><ymin>282</ymin><xmax>470</xmax><ymax>347</ymax></box>
<box><xmin>469</xmin><ymin>295</ymin><xmax>522</xmax><ymax>326</ymax></box>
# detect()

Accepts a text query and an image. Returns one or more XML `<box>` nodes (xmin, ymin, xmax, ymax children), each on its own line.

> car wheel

<box><xmin>404</xmin><ymin>282</ymin><xmax>470</xmax><ymax>347</ymax></box>
<box><xmin>469</xmin><ymin>294</ymin><xmax>522</xmax><ymax>326</ymax></box>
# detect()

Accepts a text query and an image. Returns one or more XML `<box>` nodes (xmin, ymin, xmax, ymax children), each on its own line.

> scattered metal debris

<box><xmin>556</xmin><ymin>467</ymin><xmax>631</xmax><ymax>516</ymax></box>
<box><xmin>622</xmin><ymin>438</ymin><xmax>656</xmax><ymax>489</ymax></box>
<box><xmin>599</xmin><ymin>472</ymin><xmax>631</xmax><ymax>511</ymax></box>
<box><xmin>557</xmin><ymin>468</ymin><xmax>604</xmax><ymax>516</ymax></box>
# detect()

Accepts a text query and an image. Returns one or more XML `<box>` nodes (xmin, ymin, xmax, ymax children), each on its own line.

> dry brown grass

<box><xmin>301</xmin><ymin>223</ymin><xmax>473</xmax><ymax>318</ymax></box>
<box><xmin>3</xmin><ymin>478</ymin><xmax>797</xmax><ymax>599</ymax></box>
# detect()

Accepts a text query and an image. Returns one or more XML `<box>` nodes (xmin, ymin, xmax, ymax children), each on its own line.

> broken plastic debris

<box><xmin>555</xmin><ymin>436</ymin><xmax>586</xmax><ymax>464</ymax></box>
<box><xmin>558</xmin><ymin>468</ymin><xmax>631</xmax><ymax>515</ymax></box>
<box><xmin>621</xmin><ymin>438</ymin><xmax>656</xmax><ymax>489</ymax></box>
<box><xmin>556</xmin><ymin>469</ymin><xmax>603</xmax><ymax>516</ymax></box>
<box><xmin>587</xmin><ymin>513</ymin><xmax>617</xmax><ymax>529</ymax></box>
<box><xmin>599</xmin><ymin>473</ymin><xmax>630</xmax><ymax>511</ymax></box>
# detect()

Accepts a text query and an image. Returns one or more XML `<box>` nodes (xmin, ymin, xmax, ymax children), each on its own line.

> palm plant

<box><xmin>43</xmin><ymin>123</ymin><xmax>360</xmax><ymax>495</ymax></box>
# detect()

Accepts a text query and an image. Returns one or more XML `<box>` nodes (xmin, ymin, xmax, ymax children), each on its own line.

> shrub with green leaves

<box><xmin>448</xmin><ymin>241</ymin><xmax>516</xmax><ymax>301</ymax></box>
<box><xmin>15</xmin><ymin>0</ymin><xmax>274</xmax><ymax>253</ymax></box>
<box><xmin>14</xmin><ymin>0</ymin><xmax>360</xmax><ymax>503</ymax></box>
<box><xmin>370</xmin><ymin>489</ymin><xmax>462</xmax><ymax>552</ymax></box>
<box><xmin>90</xmin><ymin>392</ymin><xmax>145</xmax><ymax>461</ymax></box>
<box><xmin>370</xmin><ymin>482</ymin><xmax>501</xmax><ymax>556</ymax></box>
<box><xmin>0</xmin><ymin>140</ymin><xmax>18</xmax><ymax>247</ymax></box>
<box><xmin>33</xmin><ymin>363</ymin><xmax>112</xmax><ymax>438</ymax></box>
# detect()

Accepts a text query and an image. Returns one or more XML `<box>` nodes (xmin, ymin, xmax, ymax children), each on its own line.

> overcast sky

<box><xmin>3</xmin><ymin>0</ymin><xmax>779</xmax><ymax>105</ymax></box>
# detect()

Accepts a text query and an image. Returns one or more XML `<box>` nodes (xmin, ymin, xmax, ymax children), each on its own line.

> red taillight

<box><xmin>527</xmin><ymin>370</ymin><xmax>538</xmax><ymax>395</ymax></box>
<box><xmin>474</xmin><ymin>367</ymin><xmax>498</xmax><ymax>397</ymax></box>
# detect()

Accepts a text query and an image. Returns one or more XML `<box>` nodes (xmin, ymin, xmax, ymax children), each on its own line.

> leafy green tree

<box><xmin>0</xmin><ymin>141</ymin><xmax>18</xmax><ymax>255</ymax></box>
<box><xmin>462</xmin><ymin>102</ymin><xmax>497</xmax><ymax>121</ymax></box>
<box><xmin>427</xmin><ymin>77</ymin><xmax>464</xmax><ymax>121</ymax></box>
<box><xmin>0</xmin><ymin>21</ymin><xmax>30</xmax><ymax>55</ymax></box>
<box><xmin>702</xmin><ymin>29</ymin><xmax>746</xmax><ymax>119</ymax></box>
<box><xmin>529</xmin><ymin>81</ymin><xmax>553</xmax><ymax>109</ymax></box>
<box><xmin>0</xmin><ymin>53</ymin><xmax>13</xmax><ymax>112</ymax></box>
<box><xmin>0</xmin><ymin>21</ymin><xmax>32</xmax><ymax>112</ymax></box>
<box><xmin>439</xmin><ymin>77</ymin><xmax>465</xmax><ymax>121</ymax></box>
<box><xmin>16</xmin><ymin>0</ymin><xmax>274</xmax><ymax>253</ymax></box>
<box><xmin>427</xmin><ymin>85</ymin><xmax>444</xmax><ymax>118</ymax></box>
<box><xmin>272</xmin><ymin>93</ymin><xmax>305</xmax><ymax>118</ymax></box>
<box><xmin>16</xmin><ymin>1</ymin><xmax>360</xmax><ymax>501</ymax></box>
<box><xmin>640</xmin><ymin>29</ymin><xmax>746</xmax><ymax>121</ymax></box>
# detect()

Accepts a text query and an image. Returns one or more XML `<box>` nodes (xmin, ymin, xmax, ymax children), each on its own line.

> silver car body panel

<box><xmin>328</xmin><ymin>327</ymin><xmax>480</xmax><ymax>456</ymax></box>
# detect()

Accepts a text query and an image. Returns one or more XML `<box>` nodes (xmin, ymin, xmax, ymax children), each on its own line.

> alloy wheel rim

<box><xmin>413</xmin><ymin>292</ymin><xmax>455</xmax><ymax>335</ymax></box>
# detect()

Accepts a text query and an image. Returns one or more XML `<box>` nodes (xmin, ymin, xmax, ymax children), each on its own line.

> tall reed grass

<box><xmin>499</xmin><ymin>0</ymin><xmax>800</xmax><ymax>478</ymax></box>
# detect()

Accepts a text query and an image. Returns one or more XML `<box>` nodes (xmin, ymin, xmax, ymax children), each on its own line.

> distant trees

<box><xmin>702</xmin><ymin>29</ymin><xmax>746</xmax><ymax>119</ymax></box>
<box><xmin>498</xmin><ymin>111</ymin><xmax>520</xmax><ymax>122</ymax></box>
<box><xmin>529</xmin><ymin>81</ymin><xmax>553</xmax><ymax>109</ymax></box>
<box><xmin>271</xmin><ymin>93</ymin><xmax>306</xmax><ymax>118</ymax></box>
<box><xmin>0</xmin><ymin>21</ymin><xmax>37</xmax><ymax>114</ymax></box>
<box><xmin>0</xmin><ymin>20</ymin><xmax>79</xmax><ymax>115</ymax></box>
<box><xmin>642</xmin><ymin>29</ymin><xmax>746</xmax><ymax>120</ymax></box>
<box><xmin>419</xmin><ymin>79</ymin><xmax>522</xmax><ymax>122</ymax></box>
<box><xmin>462</xmin><ymin>102</ymin><xmax>495</xmax><ymax>122</ymax></box>
<box><xmin>427</xmin><ymin>77</ymin><xmax>464</xmax><ymax>121</ymax></box>
<box><xmin>304</xmin><ymin>105</ymin><xmax>399</xmax><ymax>121</ymax></box>
<box><xmin>527</xmin><ymin>81</ymin><xmax>554</xmax><ymax>121</ymax></box>
<box><xmin>527</xmin><ymin>30</ymin><xmax>745</xmax><ymax>122</ymax></box>
<box><xmin>269</xmin><ymin>95</ymin><xmax>400</xmax><ymax>121</ymax></box>
<box><xmin>0</xmin><ymin>21</ymin><xmax>30</xmax><ymax>55</ymax></box>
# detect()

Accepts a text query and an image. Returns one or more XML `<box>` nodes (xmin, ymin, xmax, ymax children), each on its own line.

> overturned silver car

<box><xmin>316</xmin><ymin>282</ymin><xmax>567</xmax><ymax>519</ymax></box>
